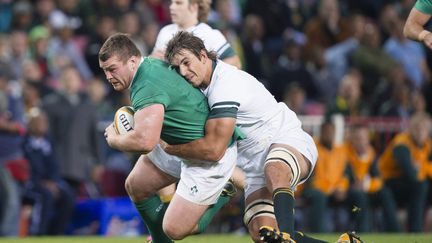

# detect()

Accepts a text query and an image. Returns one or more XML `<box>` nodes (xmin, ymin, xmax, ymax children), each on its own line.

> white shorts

<box><xmin>147</xmin><ymin>144</ymin><xmax>237</xmax><ymax>205</ymax></box>
<box><xmin>237</xmin><ymin>106</ymin><xmax>318</xmax><ymax>199</ymax></box>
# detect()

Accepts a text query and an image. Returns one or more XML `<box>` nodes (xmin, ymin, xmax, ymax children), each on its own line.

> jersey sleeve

<box><xmin>131</xmin><ymin>82</ymin><xmax>171</xmax><ymax>111</ymax></box>
<box><xmin>415</xmin><ymin>0</ymin><xmax>432</xmax><ymax>15</ymax></box>
<box><xmin>207</xmin><ymin>71</ymin><xmax>241</xmax><ymax>119</ymax></box>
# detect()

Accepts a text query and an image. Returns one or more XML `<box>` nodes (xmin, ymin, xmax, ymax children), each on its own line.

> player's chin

<box><xmin>112</xmin><ymin>84</ymin><xmax>125</xmax><ymax>91</ymax></box>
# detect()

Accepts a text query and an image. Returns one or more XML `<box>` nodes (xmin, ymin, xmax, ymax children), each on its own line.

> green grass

<box><xmin>0</xmin><ymin>234</ymin><xmax>432</xmax><ymax>243</ymax></box>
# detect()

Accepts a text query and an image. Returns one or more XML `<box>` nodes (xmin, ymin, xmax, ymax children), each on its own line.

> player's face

<box><xmin>99</xmin><ymin>56</ymin><xmax>134</xmax><ymax>91</ymax></box>
<box><xmin>171</xmin><ymin>49</ymin><xmax>207</xmax><ymax>88</ymax></box>
<box><xmin>170</xmin><ymin>0</ymin><xmax>196</xmax><ymax>26</ymax></box>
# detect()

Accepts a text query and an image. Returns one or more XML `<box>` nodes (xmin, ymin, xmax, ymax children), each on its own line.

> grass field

<box><xmin>1</xmin><ymin>234</ymin><xmax>432</xmax><ymax>243</ymax></box>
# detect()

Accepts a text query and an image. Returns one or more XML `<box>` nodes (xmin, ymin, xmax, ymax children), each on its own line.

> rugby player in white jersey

<box><xmin>151</xmin><ymin>0</ymin><xmax>243</xmax><ymax>207</ymax></box>
<box><xmin>160</xmin><ymin>31</ymin><xmax>334</xmax><ymax>243</ymax></box>
<box><xmin>151</xmin><ymin>0</ymin><xmax>241</xmax><ymax>69</ymax></box>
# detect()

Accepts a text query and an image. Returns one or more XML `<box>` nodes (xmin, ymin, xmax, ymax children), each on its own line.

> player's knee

<box><xmin>264</xmin><ymin>147</ymin><xmax>300</xmax><ymax>189</ymax></box>
<box><xmin>163</xmin><ymin>220</ymin><xmax>189</xmax><ymax>240</ymax></box>
<box><xmin>124</xmin><ymin>174</ymin><xmax>150</xmax><ymax>201</ymax></box>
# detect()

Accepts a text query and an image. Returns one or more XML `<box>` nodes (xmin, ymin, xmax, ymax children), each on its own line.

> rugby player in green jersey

<box><xmin>99</xmin><ymin>33</ymin><xmax>241</xmax><ymax>243</ymax></box>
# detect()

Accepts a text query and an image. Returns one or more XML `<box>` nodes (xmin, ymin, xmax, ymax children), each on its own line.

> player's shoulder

<box><xmin>158</xmin><ymin>24</ymin><xmax>179</xmax><ymax>36</ymax></box>
<box><xmin>213</xmin><ymin>61</ymin><xmax>243</xmax><ymax>85</ymax></box>
<box><xmin>194</xmin><ymin>23</ymin><xmax>224</xmax><ymax>37</ymax></box>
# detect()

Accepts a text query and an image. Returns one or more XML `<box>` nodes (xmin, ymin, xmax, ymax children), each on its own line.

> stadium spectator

<box><xmin>240</xmin><ymin>14</ymin><xmax>267</xmax><ymax>83</ymax></box>
<box><xmin>378</xmin><ymin>112</ymin><xmax>431</xmax><ymax>232</ymax></box>
<box><xmin>323</xmin><ymin>13</ymin><xmax>366</xmax><ymax>89</ymax></box>
<box><xmin>305</xmin><ymin>45</ymin><xmax>339</xmax><ymax>105</ymax></box>
<box><xmin>55</xmin><ymin>0</ymin><xmax>95</xmax><ymax>36</ymax></box>
<box><xmin>345</xmin><ymin>125</ymin><xmax>400</xmax><ymax>232</ymax></box>
<box><xmin>384</xmin><ymin>15</ymin><xmax>430</xmax><ymax>90</ymax></box>
<box><xmin>46</xmin><ymin>12</ymin><xmax>93</xmax><ymax>82</ymax></box>
<box><xmin>28</xmin><ymin>25</ymin><xmax>51</xmax><ymax>80</ymax></box>
<box><xmin>8</xmin><ymin>30</ymin><xmax>31</xmax><ymax>81</ymax></box>
<box><xmin>84</xmin><ymin>15</ymin><xmax>117</xmax><ymax>78</ymax></box>
<box><xmin>302</xmin><ymin>121</ymin><xmax>350</xmax><ymax>232</ymax></box>
<box><xmin>32</xmin><ymin>0</ymin><xmax>57</xmax><ymax>27</ymax></box>
<box><xmin>10</xmin><ymin>0</ymin><xmax>33</xmax><ymax>32</ymax></box>
<box><xmin>369</xmin><ymin>65</ymin><xmax>410</xmax><ymax>115</ymax></box>
<box><xmin>269</xmin><ymin>38</ymin><xmax>320</xmax><ymax>102</ymax></box>
<box><xmin>350</xmin><ymin>21</ymin><xmax>398</xmax><ymax>97</ymax></box>
<box><xmin>0</xmin><ymin>62</ymin><xmax>26</xmax><ymax>236</ymax></box>
<box><xmin>118</xmin><ymin>11</ymin><xmax>148</xmax><ymax>56</ymax></box>
<box><xmin>22</xmin><ymin>109</ymin><xmax>75</xmax><ymax>235</ymax></box>
<box><xmin>21</xmin><ymin>59</ymin><xmax>54</xmax><ymax>99</ymax></box>
<box><xmin>303</xmin><ymin>0</ymin><xmax>351</xmax><ymax>60</ymax></box>
<box><xmin>325</xmin><ymin>69</ymin><xmax>370</xmax><ymax>119</ymax></box>
<box><xmin>42</xmin><ymin>66</ymin><xmax>102</xmax><ymax>196</ymax></box>
<box><xmin>282</xmin><ymin>83</ymin><xmax>307</xmax><ymax>115</ymax></box>
<box><xmin>377</xmin><ymin>82</ymin><xmax>412</xmax><ymax>119</ymax></box>
<box><xmin>243</xmin><ymin>0</ymin><xmax>291</xmax><ymax>59</ymax></box>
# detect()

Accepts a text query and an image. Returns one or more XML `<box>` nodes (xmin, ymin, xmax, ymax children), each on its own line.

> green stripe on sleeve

<box><xmin>208</xmin><ymin>107</ymin><xmax>238</xmax><ymax>119</ymax></box>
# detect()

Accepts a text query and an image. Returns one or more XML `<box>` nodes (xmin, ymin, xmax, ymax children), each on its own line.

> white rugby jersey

<box><xmin>154</xmin><ymin>23</ymin><xmax>233</xmax><ymax>59</ymax></box>
<box><xmin>202</xmin><ymin>61</ymin><xmax>303</xmax><ymax>152</ymax></box>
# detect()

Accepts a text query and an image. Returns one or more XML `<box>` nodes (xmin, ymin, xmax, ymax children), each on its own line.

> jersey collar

<box><xmin>201</xmin><ymin>59</ymin><xmax>218</xmax><ymax>94</ymax></box>
<box><xmin>129</xmin><ymin>57</ymin><xmax>144</xmax><ymax>89</ymax></box>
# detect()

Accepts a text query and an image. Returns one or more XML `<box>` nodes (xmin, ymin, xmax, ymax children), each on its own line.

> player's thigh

<box><xmin>125</xmin><ymin>154</ymin><xmax>177</xmax><ymax>201</ymax></box>
<box><xmin>163</xmin><ymin>193</ymin><xmax>208</xmax><ymax>237</ymax></box>
<box><xmin>245</xmin><ymin>187</ymin><xmax>278</xmax><ymax>242</ymax></box>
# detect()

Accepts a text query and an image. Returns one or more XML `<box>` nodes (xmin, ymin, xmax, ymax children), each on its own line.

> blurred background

<box><xmin>0</xmin><ymin>0</ymin><xmax>432</xmax><ymax>238</ymax></box>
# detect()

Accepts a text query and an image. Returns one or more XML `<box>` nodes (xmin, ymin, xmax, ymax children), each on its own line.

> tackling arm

<box><xmin>105</xmin><ymin>104</ymin><xmax>164</xmax><ymax>153</ymax></box>
<box><xmin>163</xmin><ymin>117</ymin><xmax>236</xmax><ymax>163</ymax></box>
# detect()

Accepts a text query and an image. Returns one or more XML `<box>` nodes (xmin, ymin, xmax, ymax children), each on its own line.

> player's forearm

<box><xmin>111</xmin><ymin>131</ymin><xmax>157</xmax><ymax>154</ymax></box>
<box><xmin>165</xmin><ymin>138</ymin><xmax>225</xmax><ymax>163</ymax></box>
<box><xmin>403</xmin><ymin>19</ymin><xmax>425</xmax><ymax>41</ymax></box>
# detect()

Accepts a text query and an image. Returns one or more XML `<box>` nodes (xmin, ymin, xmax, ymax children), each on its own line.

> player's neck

<box><xmin>202</xmin><ymin>60</ymin><xmax>214</xmax><ymax>88</ymax></box>
<box><xmin>178</xmin><ymin>18</ymin><xmax>199</xmax><ymax>30</ymax></box>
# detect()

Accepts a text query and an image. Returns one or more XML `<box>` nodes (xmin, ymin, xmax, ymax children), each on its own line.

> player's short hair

<box><xmin>99</xmin><ymin>33</ymin><xmax>141</xmax><ymax>63</ymax></box>
<box><xmin>190</xmin><ymin>0</ymin><xmax>211</xmax><ymax>23</ymax></box>
<box><xmin>165</xmin><ymin>31</ymin><xmax>217</xmax><ymax>64</ymax></box>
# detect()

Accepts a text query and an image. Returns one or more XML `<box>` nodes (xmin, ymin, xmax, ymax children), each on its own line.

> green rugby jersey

<box><xmin>415</xmin><ymin>0</ymin><xmax>432</xmax><ymax>14</ymax></box>
<box><xmin>130</xmin><ymin>57</ymin><xmax>209</xmax><ymax>145</ymax></box>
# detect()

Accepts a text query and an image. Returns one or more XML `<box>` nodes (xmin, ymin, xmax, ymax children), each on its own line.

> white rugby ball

<box><xmin>114</xmin><ymin>106</ymin><xmax>135</xmax><ymax>135</ymax></box>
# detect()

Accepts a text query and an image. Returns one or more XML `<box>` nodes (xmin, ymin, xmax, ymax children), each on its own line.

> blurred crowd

<box><xmin>0</xmin><ymin>0</ymin><xmax>432</xmax><ymax>237</ymax></box>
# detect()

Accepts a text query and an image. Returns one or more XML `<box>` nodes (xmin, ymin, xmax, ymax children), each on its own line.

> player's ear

<box><xmin>200</xmin><ymin>50</ymin><xmax>207</xmax><ymax>63</ymax></box>
<box><xmin>129</xmin><ymin>56</ymin><xmax>138</xmax><ymax>70</ymax></box>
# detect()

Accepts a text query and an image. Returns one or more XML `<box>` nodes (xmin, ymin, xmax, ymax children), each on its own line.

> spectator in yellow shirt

<box><xmin>345</xmin><ymin>125</ymin><xmax>400</xmax><ymax>232</ymax></box>
<box><xmin>378</xmin><ymin>112</ymin><xmax>431</xmax><ymax>232</ymax></box>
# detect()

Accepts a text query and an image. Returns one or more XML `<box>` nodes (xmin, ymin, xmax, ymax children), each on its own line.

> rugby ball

<box><xmin>114</xmin><ymin>106</ymin><xmax>135</xmax><ymax>135</ymax></box>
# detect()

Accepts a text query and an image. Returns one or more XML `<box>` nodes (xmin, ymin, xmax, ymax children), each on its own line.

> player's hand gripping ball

<box><xmin>114</xmin><ymin>106</ymin><xmax>135</xmax><ymax>134</ymax></box>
